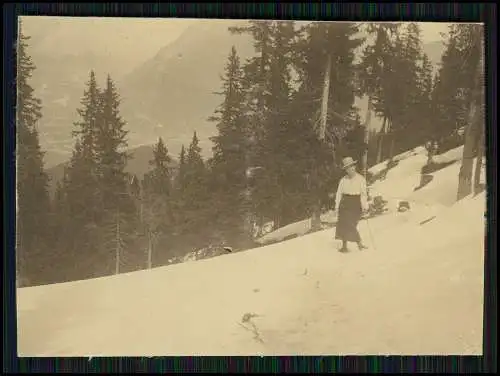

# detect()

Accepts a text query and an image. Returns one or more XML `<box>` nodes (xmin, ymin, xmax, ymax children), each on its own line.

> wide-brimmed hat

<box><xmin>341</xmin><ymin>157</ymin><xmax>357</xmax><ymax>169</ymax></box>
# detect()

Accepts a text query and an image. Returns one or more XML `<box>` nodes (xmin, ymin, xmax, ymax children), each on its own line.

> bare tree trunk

<box><xmin>376</xmin><ymin>116</ymin><xmax>388</xmax><ymax>164</ymax></box>
<box><xmin>473</xmin><ymin>32</ymin><xmax>485</xmax><ymax>196</ymax></box>
<box><xmin>312</xmin><ymin>53</ymin><xmax>332</xmax><ymax>231</ymax></box>
<box><xmin>318</xmin><ymin>53</ymin><xmax>332</xmax><ymax>141</ymax></box>
<box><xmin>457</xmin><ymin>30</ymin><xmax>484</xmax><ymax>201</ymax></box>
<box><xmin>362</xmin><ymin>97</ymin><xmax>372</xmax><ymax>177</ymax></box>
<box><xmin>457</xmin><ymin>106</ymin><xmax>479</xmax><ymax>200</ymax></box>
<box><xmin>473</xmin><ymin>126</ymin><xmax>485</xmax><ymax>194</ymax></box>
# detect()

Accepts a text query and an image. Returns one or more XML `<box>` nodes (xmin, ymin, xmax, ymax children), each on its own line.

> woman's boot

<box><xmin>339</xmin><ymin>241</ymin><xmax>349</xmax><ymax>253</ymax></box>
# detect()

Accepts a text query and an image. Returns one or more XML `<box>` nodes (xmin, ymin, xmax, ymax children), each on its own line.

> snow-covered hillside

<box><xmin>17</xmin><ymin>145</ymin><xmax>486</xmax><ymax>356</ymax></box>
<box><xmin>257</xmin><ymin>145</ymin><xmax>482</xmax><ymax>246</ymax></box>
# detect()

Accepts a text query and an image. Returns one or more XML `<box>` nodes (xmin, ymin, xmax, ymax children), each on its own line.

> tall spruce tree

<box><xmin>65</xmin><ymin>71</ymin><xmax>102</xmax><ymax>231</ymax></box>
<box><xmin>142</xmin><ymin>137</ymin><xmax>173</xmax><ymax>242</ymax></box>
<box><xmin>95</xmin><ymin>75</ymin><xmax>137</xmax><ymax>275</ymax></box>
<box><xmin>229</xmin><ymin>21</ymin><xmax>275</xmax><ymax>228</ymax></box>
<box><xmin>417</xmin><ymin>52</ymin><xmax>435</xmax><ymax>145</ymax></box>
<box><xmin>95</xmin><ymin>75</ymin><xmax>129</xmax><ymax>213</ymax></box>
<box><xmin>230</xmin><ymin>21</ymin><xmax>299</xmax><ymax>229</ymax></box>
<box><xmin>16</xmin><ymin>24</ymin><xmax>51</xmax><ymax>286</ymax></box>
<box><xmin>60</xmin><ymin>72</ymin><xmax>103</xmax><ymax>280</ymax></box>
<box><xmin>61</xmin><ymin>73</ymin><xmax>137</xmax><ymax>278</ymax></box>
<box><xmin>257</xmin><ymin>21</ymin><xmax>297</xmax><ymax>228</ymax></box>
<box><xmin>209</xmin><ymin>46</ymin><xmax>250</xmax><ymax>244</ymax></box>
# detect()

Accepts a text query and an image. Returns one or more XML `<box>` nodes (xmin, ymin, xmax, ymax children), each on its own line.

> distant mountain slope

<box><xmin>118</xmin><ymin>20</ymin><xmax>255</xmax><ymax>159</ymax></box>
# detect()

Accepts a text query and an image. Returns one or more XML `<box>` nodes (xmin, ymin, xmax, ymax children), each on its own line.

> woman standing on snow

<box><xmin>335</xmin><ymin>157</ymin><xmax>369</xmax><ymax>253</ymax></box>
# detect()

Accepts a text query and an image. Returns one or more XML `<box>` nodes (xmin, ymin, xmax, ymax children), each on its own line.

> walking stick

<box><xmin>364</xmin><ymin>212</ymin><xmax>378</xmax><ymax>251</ymax></box>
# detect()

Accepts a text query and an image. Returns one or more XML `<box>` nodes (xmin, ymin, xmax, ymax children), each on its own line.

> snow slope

<box><xmin>17</xmin><ymin>146</ymin><xmax>486</xmax><ymax>356</ymax></box>
<box><xmin>257</xmin><ymin>145</ymin><xmax>475</xmax><ymax>245</ymax></box>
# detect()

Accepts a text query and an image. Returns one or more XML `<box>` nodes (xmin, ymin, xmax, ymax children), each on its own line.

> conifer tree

<box><xmin>230</xmin><ymin>21</ymin><xmax>298</xmax><ymax>228</ymax></box>
<box><xmin>65</xmin><ymin>71</ymin><xmax>102</xmax><ymax>231</ymax></box>
<box><xmin>145</xmin><ymin>137</ymin><xmax>172</xmax><ymax>196</ymax></box>
<box><xmin>209</xmin><ymin>46</ymin><xmax>249</xmax><ymax>243</ymax></box>
<box><xmin>185</xmin><ymin>131</ymin><xmax>206</xmax><ymax>193</ymax></box>
<box><xmin>73</xmin><ymin>71</ymin><xmax>101</xmax><ymax>169</ymax></box>
<box><xmin>416</xmin><ymin>52</ymin><xmax>435</xmax><ymax>145</ymax></box>
<box><xmin>257</xmin><ymin>21</ymin><xmax>297</xmax><ymax>227</ymax></box>
<box><xmin>229</xmin><ymin>21</ymin><xmax>274</xmax><ymax>212</ymax></box>
<box><xmin>61</xmin><ymin>72</ymin><xmax>137</xmax><ymax>277</ymax></box>
<box><xmin>142</xmin><ymin>137</ymin><xmax>173</xmax><ymax>241</ymax></box>
<box><xmin>95</xmin><ymin>75</ymin><xmax>137</xmax><ymax>274</ymax></box>
<box><xmin>16</xmin><ymin>24</ymin><xmax>51</xmax><ymax>285</ymax></box>
<box><xmin>95</xmin><ymin>75</ymin><xmax>129</xmax><ymax>213</ymax></box>
<box><xmin>181</xmin><ymin>131</ymin><xmax>209</xmax><ymax>239</ymax></box>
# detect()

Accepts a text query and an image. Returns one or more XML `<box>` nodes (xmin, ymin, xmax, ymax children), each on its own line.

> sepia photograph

<box><xmin>16</xmin><ymin>16</ymin><xmax>486</xmax><ymax>356</ymax></box>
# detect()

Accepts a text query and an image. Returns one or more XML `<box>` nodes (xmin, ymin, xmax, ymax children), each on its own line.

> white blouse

<box><xmin>335</xmin><ymin>173</ymin><xmax>369</xmax><ymax>210</ymax></box>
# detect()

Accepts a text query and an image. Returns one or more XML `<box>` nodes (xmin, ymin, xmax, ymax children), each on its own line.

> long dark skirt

<box><xmin>335</xmin><ymin>194</ymin><xmax>362</xmax><ymax>242</ymax></box>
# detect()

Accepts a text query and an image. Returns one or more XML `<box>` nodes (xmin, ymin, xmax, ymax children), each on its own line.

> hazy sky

<box><xmin>21</xmin><ymin>17</ymin><xmax>196</xmax><ymax>74</ymax></box>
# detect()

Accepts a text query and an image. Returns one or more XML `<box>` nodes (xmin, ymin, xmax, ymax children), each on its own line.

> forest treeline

<box><xmin>16</xmin><ymin>21</ymin><xmax>484</xmax><ymax>286</ymax></box>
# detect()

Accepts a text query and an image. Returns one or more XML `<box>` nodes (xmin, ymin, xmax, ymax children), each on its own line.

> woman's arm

<box><xmin>335</xmin><ymin>178</ymin><xmax>344</xmax><ymax>210</ymax></box>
